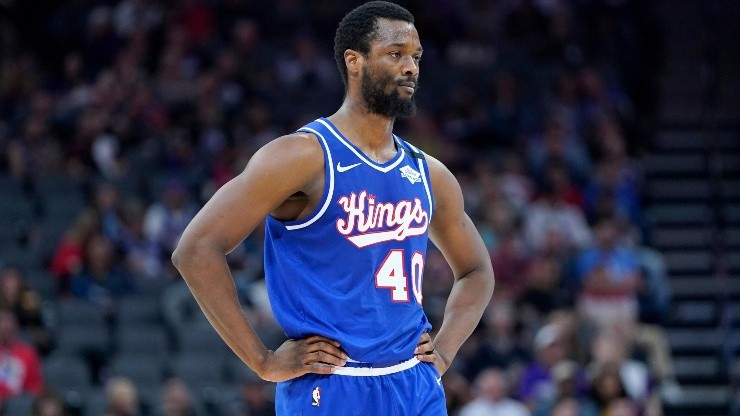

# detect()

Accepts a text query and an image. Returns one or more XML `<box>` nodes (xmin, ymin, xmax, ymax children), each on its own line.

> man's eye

<box><xmin>390</xmin><ymin>51</ymin><xmax>401</xmax><ymax>58</ymax></box>
<box><xmin>413</xmin><ymin>56</ymin><xmax>421</xmax><ymax>62</ymax></box>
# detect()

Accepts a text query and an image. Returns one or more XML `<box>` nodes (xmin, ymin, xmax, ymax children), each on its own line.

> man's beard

<box><xmin>360</xmin><ymin>66</ymin><xmax>417</xmax><ymax>119</ymax></box>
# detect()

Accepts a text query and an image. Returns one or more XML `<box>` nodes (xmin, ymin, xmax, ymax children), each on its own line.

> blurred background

<box><xmin>0</xmin><ymin>0</ymin><xmax>738</xmax><ymax>415</ymax></box>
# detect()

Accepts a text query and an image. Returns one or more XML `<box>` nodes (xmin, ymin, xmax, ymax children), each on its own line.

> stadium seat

<box><xmin>116</xmin><ymin>296</ymin><xmax>162</xmax><ymax>325</ymax></box>
<box><xmin>115</xmin><ymin>324</ymin><xmax>170</xmax><ymax>358</ymax></box>
<box><xmin>176</xmin><ymin>322</ymin><xmax>227</xmax><ymax>354</ymax></box>
<box><xmin>4</xmin><ymin>394</ymin><xmax>35</xmax><ymax>416</ymax></box>
<box><xmin>55</xmin><ymin>324</ymin><xmax>109</xmax><ymax>356</ymax></box>
<box><xmin>57</xmin><ymin>299</ymin><xmax>106</xmax><ymax>327</ymax></box>
<box><xmin>43</xmin><ymin>354</ymin><xmax>92</xmax><ymax>393</ymax></box>
<box><xmin>109</xmin><ymin>353</ymin><xmax>166</xmax><ymax>389</ymax></box>
<box><xmin>170</xmin><ymin>352</ymin><xmax>226</xmax><ymax>391</ymax></box>
<box><xmin>82</xmin><ymin>388</ymin><xmax>107</xmax><ymax>416</ymax></box>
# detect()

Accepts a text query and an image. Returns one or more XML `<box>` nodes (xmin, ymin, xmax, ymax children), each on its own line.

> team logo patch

<box><xmin>336</xmin><ymin>191</ymin><xmax>429</xmax><ymax>248</ymax></box>
<box><xmin>399</xmin><ymin>165</ymin><xmax>421</xmax><ymax>184</ymax></box>
<box><xmin>312</xmin><ymin>386</ymin><xmax>321</xmax><ymax>406</ymax></box>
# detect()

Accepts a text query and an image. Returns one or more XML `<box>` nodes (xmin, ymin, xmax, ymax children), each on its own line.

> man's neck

<box><xmin>328</xmin><ymin>100</ymin><xmax>396</xmax><ymax>153</ymax></box>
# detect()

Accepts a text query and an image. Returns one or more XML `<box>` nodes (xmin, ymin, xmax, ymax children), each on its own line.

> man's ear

<box><xmin>344</xmin><ymin>50</ymin><xmax>363</xmax><ymax>79</ymax></box>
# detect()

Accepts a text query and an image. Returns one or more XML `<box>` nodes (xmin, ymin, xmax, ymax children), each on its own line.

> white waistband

<box><xmin>332</xmin><ymin>357</ymin><xmax>420</xmax><ymax>377</ymax></box>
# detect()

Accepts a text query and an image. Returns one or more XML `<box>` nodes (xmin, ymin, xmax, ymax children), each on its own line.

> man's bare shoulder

<box><xmin>254</xmin><ymin>131</ymin><xmax>324</xmax><ymax>162</ymax></box>
<box><xmin>246</xmin><ymin>131</ymin><xmax>325</xmax><ymax>177</ymax></box>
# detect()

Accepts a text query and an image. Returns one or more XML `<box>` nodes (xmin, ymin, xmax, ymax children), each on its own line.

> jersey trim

<box><xmin>318</xmin><ymin>118</ymin><xmax>406</xmax><ymax>173</ymax></box>
<box><xmin>284</xmin><ymin>127</ymin><xmax>335</xmax><ymax>230</ymax></box>
<box><xmin>400</xmin><ymin>139</ymin><xmax>434</xmax><ymax>219</ymax></box>
<box><xmin>333</xmin><ymin>357</ymin><xmax>420</xmax><ymax>376</ymax></box>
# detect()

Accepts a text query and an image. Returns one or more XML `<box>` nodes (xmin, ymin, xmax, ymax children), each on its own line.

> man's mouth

<box><xmin>398</xmin><ymin>81</ymin><xmax>416</xmax><ymax>93</ymax></box>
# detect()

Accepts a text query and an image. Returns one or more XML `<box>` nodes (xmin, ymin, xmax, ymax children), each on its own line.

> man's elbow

<box><xmin>171</xmin><ymin>238</ymin><xmax>196</xmax><ymax>271</ymax></box>
<box><xmin>171</xmin><ymin>243</ymin><xmax>186</xmax><ymax>270</ymax></box>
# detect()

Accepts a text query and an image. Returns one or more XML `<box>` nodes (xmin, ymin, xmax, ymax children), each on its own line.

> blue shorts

<box><xmin>275</xmin><ymin>358</ymin><xmax>447</xmax><ymax>416</ymax></box>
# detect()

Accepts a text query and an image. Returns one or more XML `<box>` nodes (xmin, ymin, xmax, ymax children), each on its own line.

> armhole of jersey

<box><xmin>283</xmin><ymin>127</ymin><xmax>334</xmax><ymax>230</ymax></box>
<box><xmin>399</xmin><ymin>138</ymin><xmax>434</xmax><ymax>219</ymax></box>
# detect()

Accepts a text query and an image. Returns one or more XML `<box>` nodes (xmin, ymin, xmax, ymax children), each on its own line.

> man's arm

<box><xmin>171</xmin><ymin>133</ymin><xmax>347</xmax><ymax>382</ymax></box>
<box><xmin>416</xmin><ymin>156</ymin><xmax>495</xmax><ymax>374</ymax></box>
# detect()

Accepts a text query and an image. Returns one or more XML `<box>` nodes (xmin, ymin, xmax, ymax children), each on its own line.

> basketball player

<box><xmin>172</xmin><ymin>2</ymin><xmax>494</xmax><ymax>415</ymax></box>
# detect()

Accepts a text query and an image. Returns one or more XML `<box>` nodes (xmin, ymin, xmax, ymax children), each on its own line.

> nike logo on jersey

<box><xmin>436</xmin><ymin>377</ymin><xmax>442</xmax><ymax>386</ymax></box>
<box><xmin>336</xmin><ymin>190</ymin><xmax>429</xmax><ymax>248</ymax></box>
<box><xmin>336</xmin><ymin>162</ymin><xmax>361</xmax><ymax>172</ymax></box>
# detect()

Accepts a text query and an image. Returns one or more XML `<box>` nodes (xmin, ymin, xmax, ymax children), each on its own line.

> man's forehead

<box><xmin>371</xmin><ymin>18</ymin><xmax>420</xmax><ymax>47</ymax></box>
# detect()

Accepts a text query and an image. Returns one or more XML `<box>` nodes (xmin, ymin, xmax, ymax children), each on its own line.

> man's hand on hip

<box><xmin>257</xmin><ymin>335</ymin><xmax>348</xmax><ymax>382</ymax></box>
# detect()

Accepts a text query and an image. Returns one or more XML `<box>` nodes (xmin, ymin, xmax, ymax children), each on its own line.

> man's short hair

<box><xmin>334</xmin><ymin>1</ymin><xmax>414</xmax><ymax>90</ymax></box>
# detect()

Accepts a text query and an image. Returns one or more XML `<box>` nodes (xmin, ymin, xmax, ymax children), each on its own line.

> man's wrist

<box><xmin>432</xmin><ymin>343</ymin><xmax>453</xmax><ymax>368</ymax></box>
<box><xmin>255</xmin><ymin>348</ymin><xmax>273</xmax><ymax>379</ymax></box>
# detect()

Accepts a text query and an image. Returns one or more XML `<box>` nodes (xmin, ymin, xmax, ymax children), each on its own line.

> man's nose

<box><xmin>401</xmin><ymin>55</ymin><xmax>418</xmax><ymax>77</ymax></box>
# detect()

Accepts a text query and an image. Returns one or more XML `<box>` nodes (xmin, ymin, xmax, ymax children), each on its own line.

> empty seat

<box><xmin>673</xmin><ymin>356</ymin><xmax>720</xmax><ymax>380</ymax></box>
<box><xmin>724</xmin><ymin>204</ymin><xmax>740</xmax><ymax>225</ymax></box>
<box><xmin>643</xmin><ymin>154</ymin><xmax>706</xmax><ymax>176</ymax></box>
<box><xmin>646</xmin><ymin>203</ymin><xmax>712</xmax><ymax>225</ymax></box>
<box><xmin>0</xmin><ymin>173</ymin><xmax>25</xmax><ymax>195</ymax></box>
<box><xmin>647</xmin><ymin>179</ymin><xmax>711</xmax><ymax>201</ymax></box>
<box><xmin>652</xmin><ymin>227</ymin><xmax>712</xmax><ymax>249</ymax></box>
<box><xmin>40</xmin><ymin>193</ymin><xmax>87</xmax><ymax>222</ymax></box>
<box><xmin>225</xmin><ymin>355</ymin><xmax>260</xmax><ymax>383</ymax></box>
<box><xmin>43</xmin><ymin>355</ymin><xmax>92</xmax><ymax>393</ymax></box>
<box><xmin>110</xmin><ymin>353</ymin><xmax>166</xmax><ymax>389</ymax></box>
<box><xmin>23</xmin><ymin>269</ymin><xmax>59</xmax><ymax>300</ymax></box>
<box><xmin>670</xmin><ymin>301</ymin><xmax>718</xmax><ymax>326</ymax></box>
<box><xmin>57</xmin><ymin>299</ymin><xmax>106</xmax><ymax>327</ymax></box>
<box><xmin>55</xmin><ymin>324</ymin><xmax>109</xmax><ymax>355</ymax></box>
<box><xmin>662</xmin><ymin>251</ymin><xmax>713</xmax><ymax>274</ymax></box>
<box><xmin>117</xmin><ymin>296</ymin><xmax>162</xmax><ymax>325</ymax></box>
<box><xmin>722</xmin><ymin>181</ymin><xmax>740</xmax><ymax>200</ymax></box>
<box><xmin>4</xmin><ymin>394</ymin><xmax>35</xmax><ymax>416</ymax></box>
<box><xmin>668</xmin><ymin>329</ymin><xmax>724</xmax><ymax>353</ymax></box>
<box><xmin>670</xmin><ymin>276</ymin><xmax>717</xmax><ymax>299</ymax></box>
<box><xmin>34</xmin><ymin>176</ymin><xmax>83</xmax><ymax>198</ymax></box>
<box><xmin>0</xmin><ymin>246</ymin><xmax>42</xmax><ymax>272</ymax></box>
<box><xmin>115</xmin><ymin>324</ymin><xmax>170</xmax><ymax>357</ymax></box>
<box><xmin>170</xmin><ymin>352</ymin><xmax>225</xmax><ymax>390</ymax></box>
<box><xmin>176</xmin><ymin>323</ymin><xmax>227</xmax><ymax>354</ymax></box>
<box><xmin>82</xmin><ymin>388</ymin><xmax>107</xmax><ymax>416</ymax></box>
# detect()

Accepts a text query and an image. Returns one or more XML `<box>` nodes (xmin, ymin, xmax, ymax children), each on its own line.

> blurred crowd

<box><xmin>0</xmin><ymin>0</ymin><xmax>674</xmax><ymax>415</ymax></box>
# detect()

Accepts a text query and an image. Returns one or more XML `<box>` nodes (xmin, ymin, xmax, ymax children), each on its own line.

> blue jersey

<box><xmin>264</xmin><ymin>118</ymin><xmax>434</xmax><ymax>363</ymax></box>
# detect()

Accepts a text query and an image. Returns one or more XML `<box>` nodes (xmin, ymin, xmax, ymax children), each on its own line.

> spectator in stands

<box><xmin>532</xmin><ymin>360</ymin><xmax>598</xmax><ymax>416</ymax></box>
<box><xmin>104</xmin><ymin>377</ymin><xmax>140</xmax><ymax>416</ymax></box>
<box><xmin>118</xmin><ymin>198</ymin><xmax>162</xmax><ymax>278</ymax></box>
<box><xmin>0</xmin><ymin>267</ymin><xmax>52</xmax><ymax>355</ymax></box>
<box><xmin>517</xmin><ymin>252</ymin><xmax>572</xmax><ymax>319</ymax></box>
<box><xmin>93</xmin><ymin>182</ymin><xmax>125</xmax><ymax>245</ymax></box>
<box><xmin>524</xmin><ymin>170</ymin><xmax>591</xmax><ymax>255</ymax></box>
<box><xmin>0</xmin><ymin>308</ymin><xmax>44</xmax><ymax>402</ymax></box>
<box><xmin>576</xmin><ymin>214</ymin><xmax>642</xmax><ymax>327</ymax></box>
<box><xmin>490</xmin><ymin>228</ymin><xmax>531</xmax><ymax>300</ymax></box>
<box><xmin>143</xmin><ymin>178</ymin><xmax>197</xmax><ymax>277</ymax></box>
<box><xmin>30</xmin><ymin>391</ymin><xmax>66</xmax><ymax>416</ymax></box>
<box><xmin>49</xmin><ymin>210</ymin><xmax>99</xmax><ymax>287</ymax></box>
<box><xmin>528</xmin><ymin>114</ymin><xmax>592</xmax><ymax>187</ymax></box>
<box><xmin>584</xmin><ymin>123</ymin><xmax>642</xmax><ymax>225</ymax></box>
<box><xmin>588</xmin><ymin>328</ymin><xmax>652</xmax><ymax>405</ymax></box>
<box><xmin>224</xmin><ymin>374</ymin><xmax>275</xmax><ymax>416</ymax></box>
<box><xmin>550</xmin><ymin>396</ymin><xmax>581</xmax><ymax>416</ymax></box>
<box><xmin>588</xmin><ymin>364</ymin><xmax>631</xmax><ymax>414</ymax></box>
<box><xmin>70</xmin><ymin>233</ymin><xmax>135</xmax><ymax>313</ymax></box>
<box><xmin>458</xmin><ymin>368</ymin><xmax>530</xmax><ymax>416</ymax></box>
<box><xmin>517</xmin><ymin>324</ymin><xmax>568</xmax><ymax>408</ymax></box>
<box><xmin>459</xmin><ymin>301</ymin><xmax>530</xmax><ymax>382</ymax></box>
<box><xmin>157</xmin><ymin>377</ymin><xmax>197</xmax><ymax>416</ymax></box>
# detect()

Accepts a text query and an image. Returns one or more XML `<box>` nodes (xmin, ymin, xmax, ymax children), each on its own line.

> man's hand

<box><xmin>257</xmin><ymin>335</ymin><xmax>348</xmax><ymax>382</ymax></box>
<box><xmin>414</xmin><ymin>332</ymin><xmax>451</xmax><ymax>376</ymax></box>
